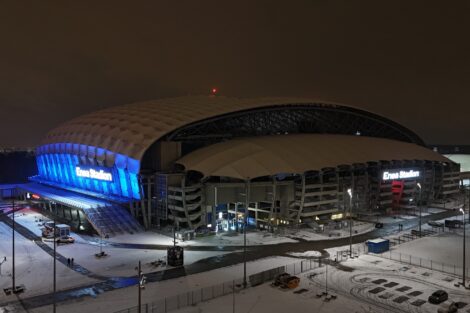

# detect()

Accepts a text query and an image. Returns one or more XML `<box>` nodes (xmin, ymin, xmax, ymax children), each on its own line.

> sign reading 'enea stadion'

<box><xmin>75</xmin><ymin>166</ymin><xmax>113</xmax><ymax>182</ymax></box>
<box><xmin>382</xmin><ymin>169</ymin><xmax>420</xmax><ymax>181</ymax></box>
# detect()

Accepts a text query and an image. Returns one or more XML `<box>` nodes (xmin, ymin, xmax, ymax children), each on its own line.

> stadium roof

<box><xmin>176</xmin><ymin>134</ymin><xmax>450</xmax><ymax>180</ymax></box>
<box><xmin>38</xmin><ymin>96</ymin><xmax>423</xmax><ymax>161</ymax></box>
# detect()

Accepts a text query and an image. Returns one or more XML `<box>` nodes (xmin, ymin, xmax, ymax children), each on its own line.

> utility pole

<box><xmin>138</xmin><ymin>260</ymin><xmax>141</xmax><ymax>313</ymax></box>
<box><xmin>325</xmin><ymin>258</ymin><xmax>328</xmax><ymax>295</ymax></box>
<box><xmin>100</xmin><ymin>231</ymin><xmax>103</xmax><ymax>255</ymax></box>
<box><xmin>417</xmin><ymin>182</ymin><xmax>422</xmax><ymax>236</ymax></box>
<box><xmin>232</xmin><ymin>280</ymin><xmax>235</xmax><ymax>313</ymax></box>
<box><xmin>460</xmin><ymin>208</ymin><xmax>466</xmax><ymax>288</ymax></box>
<box><xmin>243</xmin><ymin>180</ymin><xmax>250</xmax><ymax>288</ymax></box>
<box><xmin>137</xmin><ymin>260</ymin><xmax>146</xmax><ymax>313</ymax></box>
<box><xmin>347</xmin><ymin>188</ymin><xmax>353</xmax><ymax>258</ymax></box>
<box><xmin>464</xmin><ymin>186</ymin><xmax>470</xmax><ymax>224</ymax></box>
<box><xmin>53</xmin><ymin>213</ymin><xmax>56</xmax><ymax>313</ymax></box>
<box><xmin>12</xmin><ymin>197</ymin><xmax>15</xmax><ymax>292</ymax></box>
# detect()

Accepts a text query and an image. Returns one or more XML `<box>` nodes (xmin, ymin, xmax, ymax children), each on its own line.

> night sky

<box><xmin>1</xmin><ymin>1</ymin><xmax>469</xmax><ymax>148</ymax></box>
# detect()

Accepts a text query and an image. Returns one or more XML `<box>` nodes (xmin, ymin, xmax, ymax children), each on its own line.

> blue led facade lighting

<box><xmin>35</xmin><ymin>143</ymin><xmax>141</xmax><ymax>200</ymax></box>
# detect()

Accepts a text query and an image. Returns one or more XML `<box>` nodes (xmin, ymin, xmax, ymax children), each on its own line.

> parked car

<box><xmin>375</xmin><ymin>222</ymin><xmax>384</xmax><ymax>228</ymax></box>
<box><xmin>428</xmin><ymin>290</ymin><xmax>448</xmax><ymax>304</ymax></box>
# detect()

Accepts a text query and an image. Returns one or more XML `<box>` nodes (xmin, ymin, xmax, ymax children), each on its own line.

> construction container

<box><xmin>367</xmin><ymin>238</ymin><xmax>390</xmax><ymax>254</ymax></box>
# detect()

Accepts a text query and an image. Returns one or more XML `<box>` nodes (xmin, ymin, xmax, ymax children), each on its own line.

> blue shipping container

<box><xmin>367</xmin><ymin>239</ymin><xmax>390</xmax><ymax>254</ymax></box>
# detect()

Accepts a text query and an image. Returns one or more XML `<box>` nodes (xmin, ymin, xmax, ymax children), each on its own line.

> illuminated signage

<box><xmin>75</xmin><ymin>166</ymin><xmax>113</xmax><ymax>182</ymax></box>
<box><xmin>382</xmin><ymin>169</ymin><xmax>420</xmax><ymax>181</ymax></box>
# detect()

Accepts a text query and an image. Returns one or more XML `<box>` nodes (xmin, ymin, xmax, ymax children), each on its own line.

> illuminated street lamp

<box><xmin>417</xmin><ymin>182</ymin><xmax>422</xmax><ymax>236</ymax></box>
<box><xmin>347</xmin><ymin>188</ymin><xmax>353</xmax><ymax>257</ymax></box>
<box><xmin>460</xmin><ymin>208</ymin><xmax>466</xmax><ymax>288</ymax></box>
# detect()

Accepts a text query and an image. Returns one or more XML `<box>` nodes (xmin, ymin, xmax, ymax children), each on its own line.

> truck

<box><xmin>41</xmin><ymin>222</ymin><xmax>75</xmax><ymax>243</ymax></box>
<box><xmin>272</xmin><ymin>273</ymin><xmax>300</xmax><ymax>289</ymax></box>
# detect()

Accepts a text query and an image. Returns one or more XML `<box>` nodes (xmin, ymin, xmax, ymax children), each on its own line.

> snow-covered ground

<box><xmin>106</xmin><ymin>227</ymin><xmax>298</xmax><ymax>246</ymax></box>
<box><xmin>9</xmin><ymin>208</ymin><xmax>228</xmax><ymax>278</ymax></box>
<box><xmin>283</xmin><ymin>221</ymin><xmax>375</xmax><ymax>241</ymax></box>
<box><xmin>361</xmin><ymin>207</ymin><xmax>447</xmax><ymax>224</ymax></box>
<box><xmin>287</xmin><ymin>251</ymin><xmax>322</xmax><ymax>258</ymax></box>
<box><xmin>390</xmin><ymin>230</ymin><xmax>470</xmax><ymax>270</ymax></box>
<box><xmin>107</xmin><ymin>222</ymin><xmax>376</xmax><ymax>246</ymax></box>
<box><xmin>0</xmin><ymin>222</ymin><xmax>98</xmax><ymax>301</ymax></box>
<box><xmin>2</xmin><ymin>205</ymin><xmax>467</xmax><ymax>312</ymax></box>
<box><xmin>171</xmin><ymin>254</ymin><xmax>470</xmax><ymax>313</ymax></box>
<box><xmin>29</xmin><ymin>256</ymin><xmax>297</xmax><ymax>313</ymax></box>
<box><xmin>11</xmin><ymin>204</ymin><xmax>450</xmax><ymax>250</ymax></box>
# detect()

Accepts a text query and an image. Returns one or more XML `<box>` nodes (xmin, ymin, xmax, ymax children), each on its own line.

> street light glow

<box><xmin>347</xmin><ymin>188</ymin><xmax>352</xmax><ymax>198</ymax></box>
<box><xmin>417</xmin><ymin>182</ymin><xmax>421</xmax><ymax>189</ymax></box>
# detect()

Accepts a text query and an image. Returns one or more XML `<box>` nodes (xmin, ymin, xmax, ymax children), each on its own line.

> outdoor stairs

<box><xmin>82</xmin><ymin>204</ymin><xmax>143</xmax><ymax>237</ymax></box>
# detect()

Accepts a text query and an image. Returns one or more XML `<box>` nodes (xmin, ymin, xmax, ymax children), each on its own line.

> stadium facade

<box><xmin>28</xmin><ymin>96</ymin><xmax>460</xmax><ymax>235</ymax></box>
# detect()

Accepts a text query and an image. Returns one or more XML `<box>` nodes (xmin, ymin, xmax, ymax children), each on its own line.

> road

<box><xmin>0</xmin><ymin>206</ymin><xmax>461</xmax><ymax>311</ymax></box>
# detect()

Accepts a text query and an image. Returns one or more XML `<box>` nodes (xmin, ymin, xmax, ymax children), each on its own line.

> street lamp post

<box><xmin>137</xmin><ymin>260</ymin><xmax>146</xmax><ymax>313</ymax></box>
<box><xmin>417</xmin><ymin>182</ymin><xmax>422</xmax><ymax>237</ymax></box>
<box><xmin>8</xmin><ymin>194</ymin><xmax>24</xmax><ymax>295</ymax></box>
<box><xmin>325</xmin><ymin>258</ymin><xmax>328</xmax><ymax>295</ymax></box>
<box><xmin>347</xmin><ymin>188</ymin><xmax>353</xmax><ymax>258</ymax></box>
<box><xmin>460</xmin><ymin>208</ymin><xmax>466</xmax><ymax>288</ymax></box>
<box><xmin>53</xmin><ymin>214</ymin><xmax>57</xmax><ymax>313</ymax></box>
<box><xmin>12</xmin><ymin>198</ymin><xmax>16</xmax><ymax>292</ymax></box>
<box><xmin>243</xmin><ymin>180</ymin><xmax>250</xmax><ymax>289</ymax></box>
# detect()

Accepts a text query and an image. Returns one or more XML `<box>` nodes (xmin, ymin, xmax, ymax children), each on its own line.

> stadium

<box><xmin>18</xmin><ymin>96</ymin><xmax>460</xmax><ymax>236</ymax></box>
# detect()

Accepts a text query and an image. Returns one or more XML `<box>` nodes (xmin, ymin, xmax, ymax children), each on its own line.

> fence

<box><xmin>372</xmin><ymin>250</ymin><xmax>470</xmax><ymax>280</ymax></box>
<box><xmin>114</xmin><ymin>259</ymin><xmax>321</xmax><ymax>313</ymax></box>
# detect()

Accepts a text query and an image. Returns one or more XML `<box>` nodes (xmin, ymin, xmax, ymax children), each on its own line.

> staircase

<box><xmin>81</xmin><ymin>204</ymin><xmax>143</xmax><ymax>237</ymax></box>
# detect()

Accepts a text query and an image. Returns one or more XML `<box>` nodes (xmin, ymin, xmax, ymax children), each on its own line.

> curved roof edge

<box><xmin>176</xmin><ymin>134</ymin><xmax>449</xmax><ymax>180</ymax></box>
<box><xmin>37</xmin><ymin>96</ymin><xmax>424</xmax><ymax>163</ymax></box>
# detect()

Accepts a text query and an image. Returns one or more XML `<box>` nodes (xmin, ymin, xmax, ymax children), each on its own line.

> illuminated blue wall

<box><xmin>35</xmin><ymin>144</ymin><xmax>141</xmax><ymax>200</ymax></box>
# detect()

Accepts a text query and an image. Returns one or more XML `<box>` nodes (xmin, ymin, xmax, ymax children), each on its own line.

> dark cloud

<box><xmin>1</xmin><ymin>0</ymin><xmax>469</xmax><ymax>147</ymax></box>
